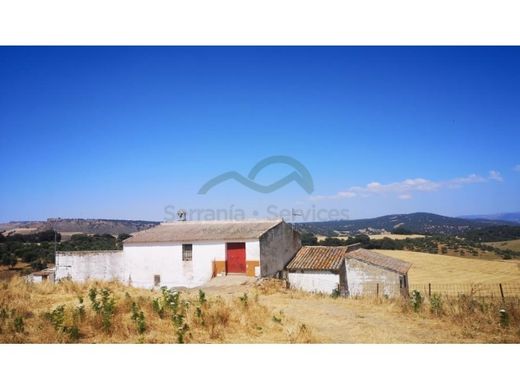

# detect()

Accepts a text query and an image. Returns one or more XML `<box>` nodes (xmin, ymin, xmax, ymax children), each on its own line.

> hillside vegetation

<box><xmin>0</xmin><ymin>232</ymin><xmax>130</xmax><ymax>275</ymax></box>
<box><xmin>301</xmin><ymin>225</ymin><xmax>520</xmax><ymax>260</ymax></box>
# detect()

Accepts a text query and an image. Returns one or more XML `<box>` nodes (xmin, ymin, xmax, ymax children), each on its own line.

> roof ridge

<box><xmin>160</xmin><ymin>218</ymin><xmax>283</xmax><ymax>225</ymax></box>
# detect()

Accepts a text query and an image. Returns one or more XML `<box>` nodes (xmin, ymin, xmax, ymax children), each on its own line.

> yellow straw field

<box><xmin>374</xmin><ymin>250</ymin><xmax>520</xmax><ymax>285</ymax></box>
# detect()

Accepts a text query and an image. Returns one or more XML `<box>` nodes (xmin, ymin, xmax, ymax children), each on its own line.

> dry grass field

<box><xmin>368</xmin><ymin>233</ymin><xmax>425</xmax><ymax>240</ymax></box>
<box><xmin>1</xmin><ymin>276</ymin><xmax>520</xmax><ymax>343</ymax></box>
<box><xmin>487</xmin><ymin>239</ymin><xmax>520</xmax><ymax>252</ymax></box>
<box><xmin>0</xmin><ymin>263</ymin><xmax>32</xmax><ymax>281</ymax></box>
<box><xmin>375</xmin><ymin>250</ymin><xmax>520</xmax><ymax>285</ymax></box>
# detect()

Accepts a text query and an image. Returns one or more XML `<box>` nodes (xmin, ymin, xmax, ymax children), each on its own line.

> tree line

<box><xmin>0</xmin><ymin>231</ymin><xmax>131</xmax><ymax>271</ymax></box>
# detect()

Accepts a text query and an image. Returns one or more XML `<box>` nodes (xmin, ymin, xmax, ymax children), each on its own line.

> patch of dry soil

<box><xmin>258</xmin><ymin>293</ymin><xmax>475</xmax><ymax>343</ymax></box>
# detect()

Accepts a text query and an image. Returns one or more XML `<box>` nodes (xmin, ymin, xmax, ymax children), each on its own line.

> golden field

<box><xmin>375</xmin><ymin>249</ymin><xmax>520</xmax><ymax>285</ymax></box>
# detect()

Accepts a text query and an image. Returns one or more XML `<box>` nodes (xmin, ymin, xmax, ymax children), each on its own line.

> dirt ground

<box><xmin>197</xmin><ymin>276</ymin><xmax>489</xmax><ymax>343</ymax></box>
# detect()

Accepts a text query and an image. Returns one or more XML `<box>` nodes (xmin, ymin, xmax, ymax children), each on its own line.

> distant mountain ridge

<box><xmin>0</xmin><ymin>218</ymin><xmax>160</xmax><ymax>235</ymax></box>
<box><xmin>458</xmin><ymin>212</ymin><xmax>520</xmax><ymax>224</ymax></box>
<box><xmin>295</xmin><ymin>212</ymin><xmax>519</xmax><ymax>236</ymax></box>
<box><xmin>1</xmin><ymin>212</ymin><xmax>519</xmax><ymax>237</ymax></box>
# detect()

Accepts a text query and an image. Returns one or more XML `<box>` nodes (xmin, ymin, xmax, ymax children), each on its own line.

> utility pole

<box><xmin>53</xmin><ymin>218</ymin><xmax>59</xmax><ymax>267</ymax></box>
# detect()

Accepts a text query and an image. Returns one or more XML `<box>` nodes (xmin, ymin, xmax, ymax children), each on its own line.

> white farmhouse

<box><xmin>55</xmin><ymin>219</ymin><xmax>301</xmax><ymax>288</ymax></box>
<box><xmin>286</xmin><ymin>244</ymin><xmax>411</xmax><ymax>297</ymax></box>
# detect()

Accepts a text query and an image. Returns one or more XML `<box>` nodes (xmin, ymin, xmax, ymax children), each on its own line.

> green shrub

<box><xmin>88</xmin><ymin>287</ymin><xmax>116</xmax><ymax>332</ymax></box>
<box><xmin>198</xmin><ymin>289</ymin><xmax>207</xmax><ymax>305</ymax></box>
<box><xmin>152</xmin><ymin>297</ymin><xmax>164</xmax><ymax>318</ymax></box>
<box><xmin>88</xmin><ymin>288</ymin><xmax>101</xmax><ymax>313</ymax></box>
<box><xmin>131</xmin><ymin>302</ymin><xmax>146</xmax><ymax>334</ymax></box>
<box><xmin>100</xmin><ymin>288</ymin><xmax>116</xmax><ymax>332</ymax></box>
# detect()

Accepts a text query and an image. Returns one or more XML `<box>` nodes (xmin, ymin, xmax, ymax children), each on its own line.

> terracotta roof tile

<box><xmin>287</xmin><ymin>245</ymin><xmax>412</xmax><ymax>274</ymax></box>
<box><xmin>346</xmin><ymin>248</ymin><xmax>411</xmax><ymax>274</ymax></box>
<box><xmin>286</xmin><ymin>246</ymin><xmax>348</xmax><ymax>271</ymax></box>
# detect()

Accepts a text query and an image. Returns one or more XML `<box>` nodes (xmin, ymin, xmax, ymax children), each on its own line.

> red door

<box><xmin>226</xmin><ymin>242</ymin><xmax>246</xmax><ymax>273</ymax></box>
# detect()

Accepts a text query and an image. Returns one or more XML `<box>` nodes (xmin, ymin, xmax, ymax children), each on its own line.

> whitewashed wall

<box><xmin>56</xmin><ymin>251</ymin><xmax>125</xmax><ymax>282</ymax></box>
<box><xmin>288</xmin><ymin>271</ymin><xmax>339</xmax><ymax>294</ymax></box>
<box><xmin>123</xmin><ymin>242</ymin><xmax>226</xmax><ymax>288</ymax></box>
<box><xmin>246</xmin><ymin>241</ymin><xmax>260</xmax><ymax>259</ymax></box>
<box><xmin>56</xmin><ymin>239</ymin><xmax>261</xmax><ymax>288</ymax></box>
<box><xmin>31</xmin><ymin>275</ymin><xmax>44</xmax><ymax>283</ymax></box>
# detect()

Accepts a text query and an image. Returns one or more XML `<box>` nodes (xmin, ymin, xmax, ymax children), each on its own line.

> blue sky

<box><xmin>1</xmin><ymin>47</ymin><xmax>519</xmax><ymax>222</ymax></box>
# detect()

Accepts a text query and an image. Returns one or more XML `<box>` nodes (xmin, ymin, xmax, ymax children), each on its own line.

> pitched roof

<box><xmin>286</xmin><ymin>245</ymin><xmax>412</xmax><ymax>274</ymax></box>
<box><xmin>124</xmin><ymin>219</ymin><xmax>283</xmax><ymax>244</ymax></box>
<box><xmin>286</xmin><ymin>246</ymin><xmax>349</xmax><ymax>271</ymax></box>
<box><xmin>346</xmin><ymin>248</ymin><xmax>411</xmax><ymax>274</ymax></box>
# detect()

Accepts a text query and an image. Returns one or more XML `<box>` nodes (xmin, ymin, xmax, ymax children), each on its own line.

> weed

<box><xmin>75</xmin><ymin>296</ymin><xmax>85</xmax><ymax>320</ymax></box>
<box><xmin>13</xmin><ymin>316</ymin><xmax>24</xmax><ymax>333</ymax></box>
<box><xmin>410</xmin><ymin>290</ymin><xmax>423</xmax><ymax>312</ymax></box>
<box><xmin>161</xmin><ymin>287</ymin><xmax>180</xmax><ymax>313</ymax></box>
<box><xmin>100</xmin><ymin>288</ymin><xmax>116</xmax><ymax>332</ymax></box>
<box><xmin>331</xmin><ymin>287</ymin><xmax>341</xmax><ymax>299</ymax></box>
<box><xmin>198</xmin><ymin>289</ymin><xmax>207</xmax><ymax>305</ymax></box>
<box><xmin>45</xmin><ymin>305</ymin><xmax>66</xmax><ymax>331</ymax></box>
<box><xmin>88</xmin><ymin>288</ymin><xmax>101</xmax><ymax>313</ymax></box>
<box><xmin>131</xmin><ymin>302</ymin><xmax>146</xmax><ymax>334</ymax></box>
<box><xmin>172</xmin><ymin>310</ymin><xmax>189</xmax><ymax>343</ymax></box>
<box><xmin>152</xmin><ymin>297</ymin><xmax>164</xmax><ymax>318</ymax></box>
<box><xmin>68</xmin><ymin>326</ymin><xmax>80</xmax><ymax>342</ymax></box>
<box><xmin>88</xmin><ymin>287</ymin><xmax>116</xmax><ymax>332</ymax></box>
<box><xmin>239</xmin><ymin>293</ymin><xmax>248</xmax><ymax>307</ymax></box>
<box><xmin>44</xmin><ymin>304</ymin><xmax>81</xmax><ymax>342</ymax></box>
<box><xmin>430</xmin><ymin>293</ymin><xmax>443</xmax><ymax>316</ymax></box>
<box><xmin>176</xmin><ymin>323</ymin><xmax>189</xmax><ymax>344</ymax></box>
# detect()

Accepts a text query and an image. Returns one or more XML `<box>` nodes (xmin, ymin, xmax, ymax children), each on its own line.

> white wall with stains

<box><xmin>287</xmin><ymin>271</ymin><xmax>339</xmax><ymax>294</ymax></box>
<box><xmin>55</xmin><ymin>239</ymin><xmax>262</xmax><ymax>288</ymax></box>
<box><xmin>345</xmin><ymin>258</ymin><xmax>401</xmax><ymax>297</ymax></box>
<box><xmin>56</xmin><ymin>251</ymin><xmax>125</xmax><ymax>283</ymax></box>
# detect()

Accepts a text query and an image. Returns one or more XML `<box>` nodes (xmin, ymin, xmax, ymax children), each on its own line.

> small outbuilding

<box><xmin>30</xmin><ymin>268</ymin><xmax>56</xmax><ymax>283</ymax></box>
<box><xmin>286</xmin><ymin>244</ymin><xmax>411</xmax><ymax>297</ymax></box>
<box><xmin>286</xmin><ymin>246</ymin><xmax>348</xmax><ymax>294</ymax></box>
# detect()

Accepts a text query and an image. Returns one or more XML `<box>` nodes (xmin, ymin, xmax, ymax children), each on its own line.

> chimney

<box><xmin>177</xmin><ymin>209</ymin><xmax>187</xmax><ymax>222</ymax></box>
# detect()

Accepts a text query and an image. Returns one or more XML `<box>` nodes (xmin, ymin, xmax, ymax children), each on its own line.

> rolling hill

<box><xmin>295</xmin><ymin>212</ymin><xmax>519</xmax><ymax>236</ymax></box>
<box><xmin>0</xmin><ymin>218</ymin><xmax>160</xmax><ymax>236</ymax></box>
<box><xmin>459</xmin><ymin>212</ymin><xmax>520</xmax><ymax>224</ymax></box>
